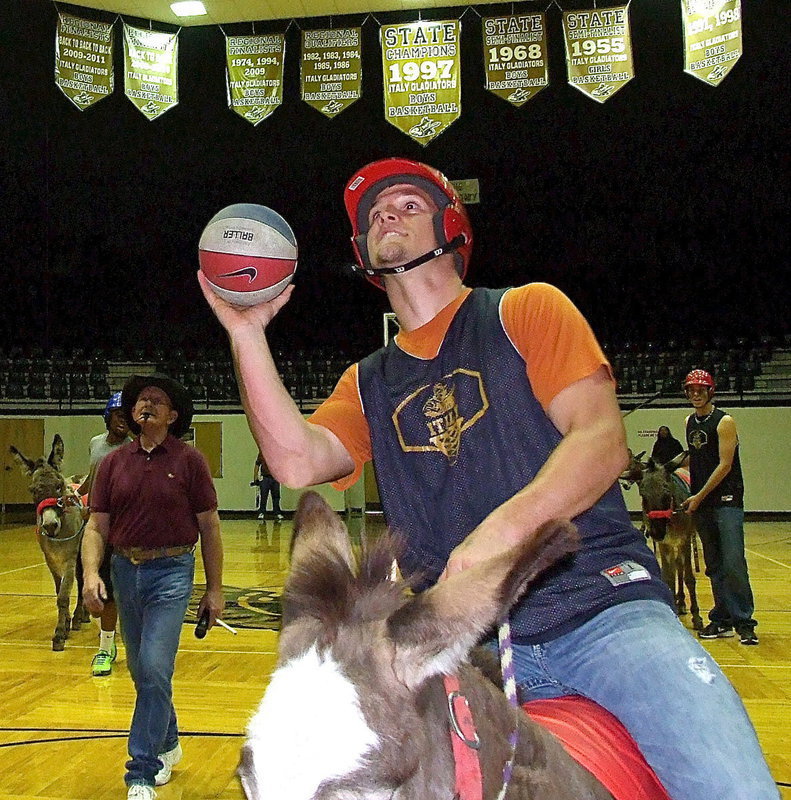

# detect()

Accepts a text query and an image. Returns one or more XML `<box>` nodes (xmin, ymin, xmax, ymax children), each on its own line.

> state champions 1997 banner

<box><xmin>381</xmin><ymin>20</ymin><xmax>461</xmax><ymax>146</ymax></box>
<box><xmin>55</xmin><ymin>13</ymin><xmax>114</xmax><ymax>110</ymax></box>
<box><xmin>562</xmin><ymin>6</ymin><xmax>635</xmax><ymax>103</ymax></box>
<box><xmin>225</xmin><ymin>34</ymin><xmax>286</xmax><ymax>125</ymax></box>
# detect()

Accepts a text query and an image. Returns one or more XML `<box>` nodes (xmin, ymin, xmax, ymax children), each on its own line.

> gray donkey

<box><xmin>239</xmin><ymin>491</ymin><xmax>617</xmax><ymax>800</ymax></box>
<box><xmin>11</xmin><ymin>434</ymin><xmax>90</xmax><ymax>650</ymax></box>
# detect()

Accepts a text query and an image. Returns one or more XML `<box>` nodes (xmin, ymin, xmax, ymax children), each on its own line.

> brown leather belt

<box><xmin>116</xmin><ymin>545</ymin><xmax>194</xmax><ymax>565</ymax></box>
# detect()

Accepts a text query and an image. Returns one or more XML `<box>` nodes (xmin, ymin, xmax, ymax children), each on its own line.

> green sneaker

<box><xmin>91</xmin><ymin>639</ymin><xmax>117</xmax><ymax>676</ymax></box>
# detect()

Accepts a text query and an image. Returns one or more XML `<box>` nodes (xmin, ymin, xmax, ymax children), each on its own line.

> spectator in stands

<box><xmin>251</xmin><ymin>452</ymin><xmax>283</xmax><ymax>520</ymax></box>
<box><xmin>681</xmin><ymin>370</ymin><xmax>759</xmax><ymax>646</ymax></box>
<box><xmin>650</xmin><ymin>425</ymin><xmax>684</xmax><ymax>466</ymax></box>
<box><xmin>199</xmin><ymin>158</ymin><xmax>777</xmax><ymax>799</ymax></box>
<box><xmin>77</xmin><ymin>391</ymin><xmax>130</xmax><ymax>676</ymax></box>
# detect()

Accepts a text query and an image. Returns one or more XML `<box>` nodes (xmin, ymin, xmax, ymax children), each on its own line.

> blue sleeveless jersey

<box><xmin>357</xmin><ymin>288</ymin><xmax>671</xmax><ymax>643</ymax></box>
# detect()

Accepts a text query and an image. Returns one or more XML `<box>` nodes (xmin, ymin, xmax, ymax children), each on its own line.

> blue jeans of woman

<box><xmin>694</xmin><ymin>506</ymin><xmax>756</xmax><ymax>631</ymax></box>
<box><xmin>112</xmin><ymin>551</ymin><xmax>194</xmax><ymax>787</ymax></box>
<box><xmin>499</xmin><ymin>600</ymin><xmax>778</xmax><ymax>800</ymax></box>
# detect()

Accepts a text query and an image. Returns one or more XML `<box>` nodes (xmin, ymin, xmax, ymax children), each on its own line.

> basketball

<box><xmin>199</xmin><ymin>203</ymin><xmax>298</xmax><ymax>306</ymax></box>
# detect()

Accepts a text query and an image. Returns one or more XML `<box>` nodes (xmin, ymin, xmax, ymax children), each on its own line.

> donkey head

<box><xmin>638</xmin><ymin>451</ymin><xmax>687</xmax><ymax>542</ymax></box>
<box><xmin>10</xmin><ymin>435</ymin><xmax>69</xmax><ymax>537</ymax></box>
<box><xmin>239</xmin><ymin>491</ymin><xmax>579</xmax><ymax>800</ymax></box>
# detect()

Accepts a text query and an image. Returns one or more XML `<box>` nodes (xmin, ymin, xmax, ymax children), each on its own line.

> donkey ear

<box><xmin>388</xmin><ymin>519</ymin><xmax>579</xmax><ymax>689</ymax></box>
<box><xmin>664</xmin><ymin>450</ymin><xmax>688</xmax><ymax>472</ymax></box>
<box><xmin>48</xmin><ymin>434</ymin><xmax>64</xmax><ymax>470</ymax></box>
<box><xmin>9</xmin><ymin>445</ymin><xmax>36</xmax><ymax>476</ymax></box>
<box><xmin>290</xmin><ymin>490</ymin><xmax>355</xmax><ymax>575</ymax></box>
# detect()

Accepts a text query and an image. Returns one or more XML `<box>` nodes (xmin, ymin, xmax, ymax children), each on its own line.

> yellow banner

<box><xmin>381</xmin><ymin>20</ymin><xmax>461</xmax><ymax>146</ymax></box>
<box><xmin>482</xmin><ymin>13</ymin><xmax>548</xmax><ymax>107</ymax></box>
<box><xmin>301</xmin><ymin>28</ymin><xmax>362</xmax><ymax>119</ymax></box>
<box><xmin>562</xmin><ymin>6</ymin><xmax>634</xmax><ymax>103</ymax></box>
<box><xmin>55</xmin><ymin>13</ymin><xmax>114</xmax><ymax>110</ymax></box>
<box><xmin>682</xmin><ymin>0</ymin><xmax>742</xmax><ymax>86</ymax></box>
<box><xmin>123</xmin><ymin>24</ymin><xmax>179</xmax><ymax>121</ymax></box>
<box><xmin>225</xmin><ymin>35</ymin><xmax>285</xmax><ymax>126</ymax></box>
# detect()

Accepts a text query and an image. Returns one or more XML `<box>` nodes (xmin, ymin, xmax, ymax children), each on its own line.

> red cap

<box><xmin>683</xmin><ymin>369</ymin><xmax>715</xmax><ymax>391</ymax></box>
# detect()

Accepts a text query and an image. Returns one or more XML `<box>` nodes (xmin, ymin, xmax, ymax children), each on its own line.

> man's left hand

<box><xmin>682</xmin><ymin>494</ymin><xmax>703</xmax><ymax>513</ymax></box>
<box><xmin>439</xmin><ymin>523</ymin><xmax>515</xmax><ymax>581</ymax></box>
<box><xmin>197</xmin><ymin>589</ymin><xmax>226</xmax><ymax>630</ymax></box>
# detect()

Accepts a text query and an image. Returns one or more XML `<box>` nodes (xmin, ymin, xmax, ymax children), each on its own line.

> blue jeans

<box><xmin>694</xmin><ymin>506</ymin><xmax>756</xmax><ymax>630</ymax></box>
<box><xmin>500</xmin><ymin>600</ymin><xmax>778</xmax><ymax>800</ymax></box>
<box><xmin>112</xmin><ymin>552</ymin><xmax>194</xmax><ymax>787</ymax></box>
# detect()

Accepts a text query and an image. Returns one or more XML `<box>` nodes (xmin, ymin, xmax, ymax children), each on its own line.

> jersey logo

<box><xmin>688</xmin><ymin>430</ymin><xmax>708</xmax><ymax>450</ymax></box>
<box><xmin>392</xmin><ymin>369</ymin><xmax>488</xmax><ymax>464</ymax></box>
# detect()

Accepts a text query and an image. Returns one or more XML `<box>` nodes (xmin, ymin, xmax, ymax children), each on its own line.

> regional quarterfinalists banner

<box><xmin>562</xmin><ymin>6</ymin><xmax>634</xmax><ymax>103</ymax></box>
<box><xmin>225</xmin><ymin>34</ymin><xmax>285</xmax><ymax>125</ymax></box>
<box><xmin>482</xmin><ymin>13</ymin><xmax>548</xmax><ymax>107</ymax></box>
<box><xmin>301</xmin><ymin>28</ymin><xmax>361</xmax><ymax>119</ymax></box>
<box><xmin>381</xmin><ymin>20</ymin><xmax>461</xmax><ymax>146</ymax></box>
<box><xmin>123</xmin><ymin>23</ymin><xmax>179</xmax><ymax>120</ymax></box>
<box><xmin>55</xmin><ymin>13</ymin><xmax>114</xmax><ymax>110</ymax></box>
<box><xmin>682</xmin><ymin>0</ymin><xmax>742</xmax><ymax>86</ymax></box>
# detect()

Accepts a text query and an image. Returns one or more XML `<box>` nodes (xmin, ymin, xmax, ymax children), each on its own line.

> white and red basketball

<box><xmin>199</xmin><ymin>204</ymin><xmax>298</xmax><ymax>306</ymax></box>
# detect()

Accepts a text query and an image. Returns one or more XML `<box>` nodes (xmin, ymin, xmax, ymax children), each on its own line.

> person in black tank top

<box><xmin>682</xmin><ymin>370</ymin><xmax>758</xmax><ymax>644</ymax></box>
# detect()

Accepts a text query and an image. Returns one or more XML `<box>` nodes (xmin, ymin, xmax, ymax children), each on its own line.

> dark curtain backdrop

<box><xmin>0</xmin><ymin>0</ymin><xmax>787</xmax><ymax>359</ymax></box>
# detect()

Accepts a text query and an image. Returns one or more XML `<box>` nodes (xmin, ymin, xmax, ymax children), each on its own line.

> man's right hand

<box><xmin>197</xmin><ymin>271</ymin><xmax>294</xmax><ymax>335</ymax></box>
<box><xmin>82</xmin><ymin>573</ymin><xmax>107</xmax><ymax>617</ymax></box>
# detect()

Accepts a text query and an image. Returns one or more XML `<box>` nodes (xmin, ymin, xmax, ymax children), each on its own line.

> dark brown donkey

<box><xmin>11</xmin><ymin>434</ymin><xmax>90</xmax><ymax>650</ymax></box>
<box><xmin>239</xmin><ymin>491</ymin><xmax>616</xmax><ymax>800</ymax></box>
<box><xmin>638</xmin><ymin>453</ymin><xmax>703</xmax><ymax>631</ymax></box>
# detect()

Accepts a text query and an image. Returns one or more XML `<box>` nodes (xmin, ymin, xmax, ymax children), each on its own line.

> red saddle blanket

<box><xmin>523</xmin><ymin>696</ymin><xmax>671</xmax><ymax>800</ymax></box>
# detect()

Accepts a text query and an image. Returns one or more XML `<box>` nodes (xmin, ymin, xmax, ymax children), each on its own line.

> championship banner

<box><xmin>225</xmin><ymin>34</ymin><xmax>285</xmax><ymax>125</ymax></box>
<box><xmin>123</xmin><ymin>23</ymin><xmax>179</xmax><ymax>121</ymax></box>
<box><xmin>482</xmin><ymin>13</ymin><xmax>549</xmax><ymax>107</ymax></box>
<box><xmin>682</xmin><ymin>0</ymin><xmax>742</xmax><ymax>86</ymax></box>
<box><xmin>55</xmin><ymin>13</ymin><xmax>114</xmax><ymax>110</ymax></box>
<box><xmin>301</xmin><ymin>28</ymin><xmax>362</xmax><ymax>119</ymax></box>
<box><xmin>562</xmin><ymin>6</ymin><xmax>634</xmax><ymax>103</ymax></box>
<box><xmin>380</xmin><ymin>20</ymin><xmax>461</xmax><ymax>146</ymax></box>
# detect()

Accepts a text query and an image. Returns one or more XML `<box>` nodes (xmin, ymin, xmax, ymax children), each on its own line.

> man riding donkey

<box><xmin>200</xmin><ymin>158</ymin><xmax>778</xmax><ymax>799</ymax></box>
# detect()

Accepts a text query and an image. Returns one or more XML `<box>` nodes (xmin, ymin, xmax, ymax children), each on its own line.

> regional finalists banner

<box><xmin>225</xmin><ymin>34</ymin><xmax>285</xmax><ymax>125</ymax></box>
<box><xmin>55</xmin><ymin>13</ymin><xmax>114</xmax><ymax>110</ymax></box>
<box><xmin>301</xmin><ymin>28</ymin><xmax>362</xmax><ymax>119</ymax></box>
<box><xmin>482</xmin><ymin>13</ymin><xmax>548</xmax><ymax>107</ymax></box>
<box><xmin>562</xmin><ymin>6</ymin><xmax>634</xmax><ymax>103</ymax></box>
<box><xmin>682</xmin><ymin>0</ymin><xmax>742</xmax><ymax>86</ymax></box>
<box><xmin>123</xmin><ymin>23</ymin><xmax>179</xmax><ymax>121</ymax></box>
<box><xmin>381</xmin><ymin>20</ymin><xmax>461</xmax><ymax>146</ymax></box>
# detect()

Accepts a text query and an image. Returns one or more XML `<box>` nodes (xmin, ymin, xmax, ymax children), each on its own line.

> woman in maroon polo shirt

<box><xmin>82</xmin><ymin>373</ymin><xmax>224</xmax><ymax>800</ymax></box>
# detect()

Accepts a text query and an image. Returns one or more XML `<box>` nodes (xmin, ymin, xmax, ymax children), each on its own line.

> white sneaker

<box><xmin>154</xmin><ymin>742</ymin><xmax>183</xmax><ymax>786</ymax></box>
<box><xmin>127</xmin><ymin>785</ymin><xmax>156</xmax><ymax>800</ymax></box>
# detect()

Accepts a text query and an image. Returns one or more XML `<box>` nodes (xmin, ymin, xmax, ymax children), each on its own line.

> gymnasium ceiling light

<box><xmin>170</xmin><ymin>1</ymin><xmax>206</xmax><ymax>16</ymax></box>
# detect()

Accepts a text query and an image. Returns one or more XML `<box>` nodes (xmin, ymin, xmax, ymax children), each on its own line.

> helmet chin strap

<box><xmin>352</xmin><ymin>234</ymin><xmax>465</xmax><ymax>278</ymax></box>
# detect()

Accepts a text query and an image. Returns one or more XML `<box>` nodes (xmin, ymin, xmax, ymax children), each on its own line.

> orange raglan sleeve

<box><xmin>501</xmin><ymin>283</ymin><xmax>614</xmax><ymax>413</ymax></box>
<box><xmin>307</xmin><ymin>363</ymin><xmax>372</xmax><ymax>491</ymax></box>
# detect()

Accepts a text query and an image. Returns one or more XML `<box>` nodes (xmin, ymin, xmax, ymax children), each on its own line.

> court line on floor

<box><xmin>746</xmin><ymin>549</ymin><xmax>791</xmax><ymax>570</ymax></box>
<box><xmin>0</xmin><ymin>561</ymin><xmax>46</xmax><ymax>577</ymax></box>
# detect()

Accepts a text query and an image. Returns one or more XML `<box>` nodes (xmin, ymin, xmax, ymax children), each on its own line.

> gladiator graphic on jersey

<box><xmin>688</xmin><ymin>429</ymin><xmax>708</xmax><ymax>450</ymax></box>
<box><xmin>392</xmin><ymin>369</ymin><xmax>489</xmax><ymax>464</ymax></box>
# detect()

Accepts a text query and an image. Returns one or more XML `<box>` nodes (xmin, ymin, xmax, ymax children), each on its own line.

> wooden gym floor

<box><xmin>0</xmin><ymin>515</ymin><xmax>788</xmax><ymax>799</ymax></box>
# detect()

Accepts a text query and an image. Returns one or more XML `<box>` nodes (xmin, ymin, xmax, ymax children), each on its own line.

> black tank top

<box><xmin>686</xmin><ymin>407</ymin><xmax>744</xmax><ymax>507</ymax></box>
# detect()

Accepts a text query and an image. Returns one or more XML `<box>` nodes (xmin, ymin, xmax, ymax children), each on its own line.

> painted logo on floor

<box><xmin>188</xmin><ymin>584</ymin><xmax>282</xmax><ymax>631</ymax></box>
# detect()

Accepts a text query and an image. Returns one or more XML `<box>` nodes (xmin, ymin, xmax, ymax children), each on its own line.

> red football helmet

<box><xmin>344</xmin><ymin>158</ymin><xmax>473</xmax><ymax>289</ymax></box>
<box><xmin>683</xmin><ymin>369</ymin><xmax>716</xmax><ymax>392</ymax></box>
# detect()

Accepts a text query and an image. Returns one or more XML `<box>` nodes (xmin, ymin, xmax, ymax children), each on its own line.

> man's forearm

<box><xmin>81</xmin><ymin>523</ymin><xmax>106</xmax><ymax>575</ymax></box>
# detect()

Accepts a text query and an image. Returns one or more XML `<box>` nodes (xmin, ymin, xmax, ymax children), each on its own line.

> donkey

<box><xmin>638</xmin><ymin>453</ymin><xmax>703</xmax><ymax>631</ymax></box>
<box><xmin>239</xmin><ymin>491</ymin><xmax>619</xmax><ymax>800</ymax></box>
<box><xmin>11</xmin><ymin>434</ymin><xmax>90</xmax><ymax>650</ymax></box>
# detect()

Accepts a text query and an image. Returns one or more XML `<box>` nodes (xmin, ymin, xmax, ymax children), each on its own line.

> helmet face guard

<box><xmin>683</xmin><ymin>369</ymin><xmax>715</xmax><ymax>394</ymax></box>
<box><xmin>344</xmin><ymin>158</ymin><xmax>472</xmax><ymax>289</ymax></box>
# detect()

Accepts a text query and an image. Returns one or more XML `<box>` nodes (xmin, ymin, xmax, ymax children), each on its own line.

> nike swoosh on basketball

<box><xmin>219</xmin><ymin>266</ymin><xmax>257</xmax><ymax>283</ymax></box>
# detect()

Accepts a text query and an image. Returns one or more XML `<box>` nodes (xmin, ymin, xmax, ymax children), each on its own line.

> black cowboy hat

<box><xmin>121</xmin><ymin>373</ymin><xmax>194</xmax><ymax>439</ymax></box>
